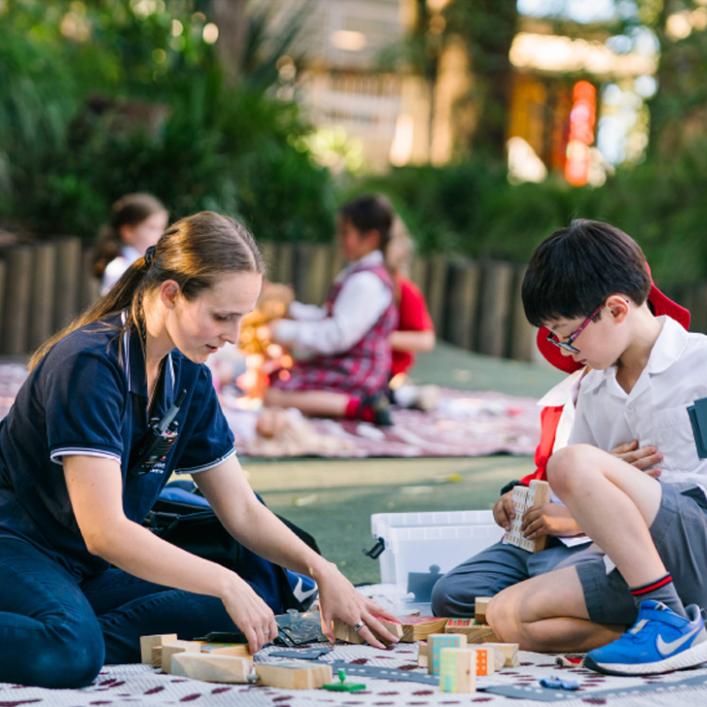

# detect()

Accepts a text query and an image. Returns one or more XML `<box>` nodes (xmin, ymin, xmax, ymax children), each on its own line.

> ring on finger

<box><xmin>352</xmin><ymin>620</ymin><xmax>365</xmax><ymax>633</ymax></box>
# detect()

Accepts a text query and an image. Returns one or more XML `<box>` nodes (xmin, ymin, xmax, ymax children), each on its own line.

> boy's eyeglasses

<box><xmin>546</xmin><ymin>304</ymin><xmax>604</xmax><ymax>354</ymax></box>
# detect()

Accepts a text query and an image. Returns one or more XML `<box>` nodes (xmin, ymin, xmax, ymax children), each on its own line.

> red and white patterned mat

<box><xmin>1</xmin><ymin>641</ymin><xmax>706</xmax><ymax>706</ymax></box>
<box><xmin>0</xmin><ymin>363</ymin><xmax>540</xmax><ymax>458</ymax></box>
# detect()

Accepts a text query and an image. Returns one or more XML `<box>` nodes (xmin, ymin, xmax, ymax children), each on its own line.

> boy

<box><xmin>485</xmin><ymin>220</ymin><xmax>707</xmax><ymax>676</ymax></box>
<box><xmin>431</xmin><ymin>279</ymin><xmax>687</xmax><ymax>619</ymax></box>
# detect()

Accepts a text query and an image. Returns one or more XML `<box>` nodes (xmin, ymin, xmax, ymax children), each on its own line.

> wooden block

<box><xmin>473</xmin><ymin>646</ymin><xmax>493</xmax><ymax>676</ymax></box>
<box><xmin>255</xmin><ymin>661</ymin><xmax>332</xmax><ymax>689</ymax></box>
<box><xmin>333</xmin><ymin>617</ymin><xmax>404</xmax><ymax>645</ymax></box>
<box><xmin>474</xmin><ymin>597</ymin><xmax>492</xmax><ymax>625</ymax></box>
<box><xmin>417</xmin><ymin>641</ymin><xmax>428</xmax><ymax>668</ymax></box>
<box><xmin>444</xmin><ymin>619</ymin><xmax>500</xmax><ymax>644</ymax></box>
<box><xmin>502</xmin><ymin>480</ymin><xmax>551</xmax><ymax>552</ymax></box>
<box><xmin>439</xmin><ymin>647</ymin><xmax>476</xmax><ymax>693</ymax></box>
<box><xmin>160</xmin><ymin>639</ymin><xmax>203</xmax><ymax>673</ymax></box>
<box><xmin>171</xmin><ymin>652</ymin><xmax>251</xmax><ymax>683</ymax></box>
<box><xmin>201</xmin><ymin>643</ymin><xmax>251</xmax><ymax>657</ymax></box>
<box><xmin>140</xmin><ymin>633</ymin><xmax>177</xmax><ymax>665</ymax></box>
<box><xmin>427</xmin><ymin>633</ymin><xmax>467</xmax><ymax>676</ymax></box>
<box><xmin>400</xmin><ymin>616</ymin><xmax>449</xmax><ymax>643</ymax></box>
<box><xmin>481</xmin><ymin>642</ymin><xmax>519</xmax><ymax>668</ymax></box>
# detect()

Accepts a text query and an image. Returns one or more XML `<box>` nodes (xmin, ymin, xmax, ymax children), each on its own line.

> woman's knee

<box><xmin>8</xmin><ymin>622</ymin><xmax>104</xmax><ymax>688</ymax></box>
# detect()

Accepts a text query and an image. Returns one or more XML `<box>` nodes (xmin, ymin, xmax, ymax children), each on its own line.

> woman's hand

<box><xmin>521</xmin><ymin>502</ymin><xmax>582</xmax><ymax>539</ymax></box>
<box><xmin>493</xmin><ymin>490</ymin><xmax>516</xmax><ymax>530</ymax></box>
<box><xmin>220</xmin><ymin>575</ymin><xmax>279</xmax><ymax>654</ymax></box>
<box><xmin>611</xmin><ymin>439</ymin><xmax>662</xmax><ymax>478</ymax></box>
<box><xmin>315</xmin><ymin>562</ymin><xmax>400</xmax><ymax>649</ymax></box>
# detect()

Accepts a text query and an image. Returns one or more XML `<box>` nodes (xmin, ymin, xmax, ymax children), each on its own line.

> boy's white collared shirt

<box><xmin>569</xmin><ymin>315</ymin><xmax>707</xmax><ymax>488</ymax></box>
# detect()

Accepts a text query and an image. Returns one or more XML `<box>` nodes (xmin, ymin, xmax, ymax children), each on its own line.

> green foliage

<box><xmin>0</xmin><ymin>0</ymin><xmax>335</xmax><ymax>244</ymax></box>
<box><xmin>352</xmin><ymin>138</ymin><xmax>707</xmax><ymax>287</ymax></box>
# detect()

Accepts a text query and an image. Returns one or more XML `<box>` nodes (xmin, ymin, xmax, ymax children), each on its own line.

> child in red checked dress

<box><xmin>265</xmin><ymin>195</ymin><xmax>398</xmax><ymax>425</ymax></box>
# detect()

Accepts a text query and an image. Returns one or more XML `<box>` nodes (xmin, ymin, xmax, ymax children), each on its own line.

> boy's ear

<box><xmin>606</xmin><ymin>294</ymin><xmax>631</xmax><ymax>323</ymax></box>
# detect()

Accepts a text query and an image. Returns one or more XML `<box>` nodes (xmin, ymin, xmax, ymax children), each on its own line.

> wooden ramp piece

<box><xmin>171</xmin><ymin>652</ymin><xmax>251</xmax><ymax>683</ymax></box>
<box><xmin>160</xmin><ymin>639</ymin><xmax>203</xmax><ymax>673</ymax></box>
<box><xmin>255</xmin><ymin>661</ymin><xmax>333</xmax><ymax>689</ymax></box>
<box><xmin>481</xmin><ymin>642</ymin><xmax>520</xmax><ymax>668</ymax></box>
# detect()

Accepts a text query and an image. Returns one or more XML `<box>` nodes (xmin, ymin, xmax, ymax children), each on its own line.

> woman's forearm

<box><xmin>92</xmin><ymin>518</ymin><xmax>237</xmax><ymax>599</ymax></box>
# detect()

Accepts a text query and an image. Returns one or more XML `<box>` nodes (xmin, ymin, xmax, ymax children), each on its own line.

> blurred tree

<box><xmin>444</xmin><ymin>0</ymin><xmax>519</xmax><ymax>160</ymax></box>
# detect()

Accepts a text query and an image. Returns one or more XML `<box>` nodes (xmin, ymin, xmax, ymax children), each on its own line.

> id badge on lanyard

<box><xmin>129</xmin><ymin>389</ymin><xmax>187</xmax><ymax>476</ymax></box>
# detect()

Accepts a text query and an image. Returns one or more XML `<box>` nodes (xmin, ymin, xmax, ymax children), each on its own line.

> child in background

<box><xmin>387</xmin><ymin>218</ymin><xmax>435</xmax><ymax>379</ymax></box>
<box><xmin>92</xmin><ymin>193</ymin><xmax>168</xmax><ymax>294</ymax></box>
<box><xmin>385</xmin><ymin>219</ymin><xmax>437</xmax><ymax>409</ymax></box>
<box><xmin>265</xmin><ymin>194</ymin><xmax>398</xmax><ymax>425</ymax></box>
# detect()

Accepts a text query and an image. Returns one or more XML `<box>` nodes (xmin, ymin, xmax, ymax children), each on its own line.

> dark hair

<box><xmin>522</xmin><ymin>219</ymin><xmax>651</xmax><ymax>327</ymax></box>
<box><xmin>92</xmin><ymin>193</ymin><xmax>166</xmax><ymax>278</ymax></box>
<box><xmin>31</xmin><ymin>211</ymin><xmax>265</xmax><ymax>370</ymax></box>
<box><xmin>338</xmin><ymin>194</ymin><xmax>394</xmax><ymax>254</ymax></box>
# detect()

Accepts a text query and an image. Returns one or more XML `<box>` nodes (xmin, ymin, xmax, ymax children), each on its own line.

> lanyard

<box><xmin>129</xmin><ymin>388</ymin><xmax>187</xmax><ymax>476</ymax></box>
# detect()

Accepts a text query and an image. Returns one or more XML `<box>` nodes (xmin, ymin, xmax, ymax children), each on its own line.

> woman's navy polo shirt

<box><xmin>0</xmin><ymin>313</ymin><xmax>235</xmax><ymax>579</ymax></box>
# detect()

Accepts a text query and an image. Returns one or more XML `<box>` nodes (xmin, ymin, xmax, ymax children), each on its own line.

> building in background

<box><xmin>256</xmin><ymin>0</ymin><xmax>659</xmax><ymax>182</ymax></box>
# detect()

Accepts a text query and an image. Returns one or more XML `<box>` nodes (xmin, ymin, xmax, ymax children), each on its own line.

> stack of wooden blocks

<box><xmin>413</xmin><ymin>597</ymin><xmax>519</xmax><ymax>693</ymax></box>
<box><xmin>142</xmin><ymin>598</ymin><xmax>518</xmax><ymax>694</ymax></box>
<box><xmin>140</xmin><ymin>634</ymin><xmax>333</xmax><ymax>689</ymax></box>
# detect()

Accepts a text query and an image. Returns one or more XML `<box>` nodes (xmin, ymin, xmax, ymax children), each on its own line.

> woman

<box><xmin>0</xmin><ymin>211</ymin><xmax>397</xmax><ymax>689</ymax></box>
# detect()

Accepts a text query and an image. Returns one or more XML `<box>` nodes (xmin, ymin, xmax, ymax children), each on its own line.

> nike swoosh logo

<box><xmin>292</xmin><ymin>577</ymin><xmax>318</xmax><ymax>603</ymax></box>
<box><xmin>656</xmin><ymin>625</ymin><xmax>702</xmax><ymax>656</ymax></box>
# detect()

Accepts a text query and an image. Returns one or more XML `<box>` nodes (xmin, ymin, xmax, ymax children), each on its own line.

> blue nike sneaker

<box><xmin>585</xmin><ymin>600</ymin><xmax>707</xmax><ymax>676</ymax></box>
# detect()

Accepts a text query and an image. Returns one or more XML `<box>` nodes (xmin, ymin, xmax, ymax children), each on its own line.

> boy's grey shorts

<box><xmin>576</xmin><ymin>483</ymin><xmax>707</xmax><ymax>626</ymax></box>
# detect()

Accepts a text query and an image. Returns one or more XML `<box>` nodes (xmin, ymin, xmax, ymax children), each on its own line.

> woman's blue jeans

<box><xmin>0</xmin><ymin>535</ymin><xmax>236</xmax><ymax>688</ymax></box>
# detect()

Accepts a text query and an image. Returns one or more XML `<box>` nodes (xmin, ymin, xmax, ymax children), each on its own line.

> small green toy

<box><xmin>322</xmin><ymin>668</ymin><xmax>366</xmax><ymax>692</ymax></box>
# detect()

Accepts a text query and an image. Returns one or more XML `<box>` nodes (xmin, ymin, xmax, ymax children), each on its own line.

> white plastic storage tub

<box><xmin>370</xmin><ymin>511</ymin><xmax>502</xmax><ymax>599</ymax></box>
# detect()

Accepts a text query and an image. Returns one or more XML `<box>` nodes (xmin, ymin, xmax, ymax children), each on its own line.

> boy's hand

<box><xmin>493</xmin><ymin>490</ymin><xmax>516</xmax><ymax>530</ymax></box>
<box><xmin>611</xmin><ymin>439</ymin><xmax>662</xmax><ymax>478</ymax></box>
<box><xmin>521</xmin><ymin>502</ymin><xmax>582</xmax><ymax>539</ymax></box>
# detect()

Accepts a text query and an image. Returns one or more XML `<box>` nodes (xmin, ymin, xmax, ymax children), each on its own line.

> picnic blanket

<box><xmin>1</xmin><ymin>640</ymin><xmax>705</xmax><ymax>706</ymax></box>
<box><xmin>223</xmin><ymin>388</ymin><xmax>540</xmax><ymax>459</ymax></box>
<box><xmin>0</xmin><ymin>363</ymin><xmax>540</xmax><ymax>458</ymax></box>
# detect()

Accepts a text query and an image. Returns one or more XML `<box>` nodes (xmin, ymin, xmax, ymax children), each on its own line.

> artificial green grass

<box><xmin>246</xmin><ymin>342</ymin><xmax>561</xmax><ymax>584</ymax></box>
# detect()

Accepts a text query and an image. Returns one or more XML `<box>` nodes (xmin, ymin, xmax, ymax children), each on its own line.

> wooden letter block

<box><xmin>502</xmin><ymin>480</ymin><xmax>551</xmax><ymax>552</ymax></box>
<box><xmin>445</xmin><ymin>619</ymin><xmax>499</xmax><ymax>644</ymax></box>
<box><xmin>255</xmin><ymin>661</ymin><xmax>333</xmax><ymax>689</ymax></box>
<box><xmin>171</xmin><ymin>652</ymin><xmax>251</xmax><ymax>683</ymax></box>
<box><xmin>439</xmin><ymin>647</ymin><xmax>477</xmax><ymax>693</ymax></box>
<box><xmin>333</xmin><ymin>618</ymin><xmax>404</xmax><ymax>644</ymax></box>
<box><xmin>427</xmin><ymin>633</ymin><xmax>467</xmax><ymax>676</ymax></box>
<box><xmin>160</xmin><ymin>639</ymin><xmax>203</xmax><ymax>673</ymax></box>
<box><xmin>481</xmin><ymin>642</ymin><xmax>519</xmax><ymax>668</ymax></box>
<box><xmin>474</xmin><ymin>597</ymin><xmax>492</xmax><ymax>625</ymax></box>
<box><xmin>140</xmin><ymin>633</ymin><xmax>177</xmax><ymax>665</ymax></box>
